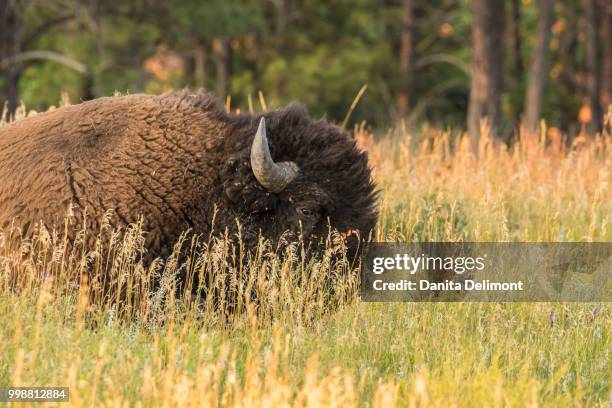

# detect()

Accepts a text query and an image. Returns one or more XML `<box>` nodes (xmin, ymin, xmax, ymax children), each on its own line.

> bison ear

<box><xmin>250</xmin><ymin>118</ymin><xmax>299</xmax><ymax>193</ymax></box>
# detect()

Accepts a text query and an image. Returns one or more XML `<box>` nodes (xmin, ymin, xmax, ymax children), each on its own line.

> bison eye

<box><xmin>297</xmin><ymin>207</ymin><xmax>314</xmax><ymax>217</ymax></box>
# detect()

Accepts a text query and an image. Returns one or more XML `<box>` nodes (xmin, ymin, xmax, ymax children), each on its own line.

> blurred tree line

<box><xmin>0</xmin><ymin>0</ymin><xmax>610</xmax><ymax>138</ymax></box>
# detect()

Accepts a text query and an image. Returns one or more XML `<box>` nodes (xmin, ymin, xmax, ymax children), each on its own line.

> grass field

<box><xmin>0</xmin><ymin>106</ymin><xmax>610</xmax><ymax>407</ymax></box>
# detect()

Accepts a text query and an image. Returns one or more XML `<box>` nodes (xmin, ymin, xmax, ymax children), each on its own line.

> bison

<box><xmin>0</xmin><ymin>91</ymin><xmax>377</xmax><ymax>260</ymax></box>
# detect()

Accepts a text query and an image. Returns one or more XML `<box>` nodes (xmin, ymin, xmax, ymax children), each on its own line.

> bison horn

<box><xmin>250</xmin><ymin>117</ymin><xmax>299</xmax><ymax>193</ymax></box>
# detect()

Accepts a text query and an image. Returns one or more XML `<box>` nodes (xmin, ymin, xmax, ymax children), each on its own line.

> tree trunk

<box><xmin>81</xmin><ymin>72</ymin><xmax>95</xmax><ymax>101</ymax></box>
<box><xmin>509</xmin><ymin>0</ymin><xmax>524</xmax><ymax>82</ymax></box>
<box><xmin>555</xmin><ymin>2</ymin><xmax>581</xmax><ymax>134</ymax></box>
<box><xmin>276</xmin><ymin>0</ymin><xmax>290</xmax><ymax>36</ymax></box>
<box><xmin>213</xmin><ymin>37</ymin><xmax>232</xmax><ymax>98</ymax></box>
<box><xmin>5</xmin><ymin>69</ymin><xmax>20</xmax><ymax>118</ymax></box>
<box><xmin>524</xmin><ymin>0</ymin><xmax>555</xmax><ymax>132</ymax></box>
<box><xmin>396</xmin><ymin>0</ymin><xmax>415</xmax><ymax>119</ymax></box>
<box><xmin>0</xmin><ymin>0</ymin><xmax>21</xmax><ymax>120</ymax></box>
<box><xmin>467</xmin><ymin>0</ymin><xmax>506</xmax><ymax>148</ymax></box>
<box><xmin>193</xmin><ymin>41</ymin><xmax>209</xmax><ymax>89</ymax></box>
<box><xmin>600</xmin><ymin>0</ymin><xmax>611</xmax><ymax>114</ymax></box>
<box><xmin>586</xmin><ymin>0</ymin><xmax>603</xmax><ymax>132</ymax></box>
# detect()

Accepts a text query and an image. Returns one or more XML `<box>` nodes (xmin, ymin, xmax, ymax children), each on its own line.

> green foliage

<box><xmin>169</xmin><ymin>0</ymin><xmax>262</xmax><ymax>40</ymax></box>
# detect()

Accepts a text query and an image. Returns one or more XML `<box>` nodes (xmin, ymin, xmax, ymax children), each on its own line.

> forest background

<box><xmin>1</xmin><ymin>0</ymin><xmax>611</xmax><ymax>141</ymax></box>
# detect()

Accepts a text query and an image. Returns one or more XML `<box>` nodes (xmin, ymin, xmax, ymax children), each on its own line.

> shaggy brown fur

<box><xmin>0</xmin><ymin>91</ymin><xmax>377</xmax><ymax>259</ymax></box>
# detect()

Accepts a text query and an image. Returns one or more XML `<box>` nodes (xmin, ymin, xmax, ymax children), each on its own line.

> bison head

<box><xmin>220</xmin><ymin>104</ymin><xmax>377</xmax><ymax>255</ymax></box>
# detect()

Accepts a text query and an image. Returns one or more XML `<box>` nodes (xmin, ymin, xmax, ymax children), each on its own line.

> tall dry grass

<box><xmin>0</xmin><ymin>102</ymin><xmax>610</xmax><ymax>406</ymax></box>
<box><xmin>356</xmin><ymin>114</ymin><xmax>611</xmax><ymax>243</ymax></box>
